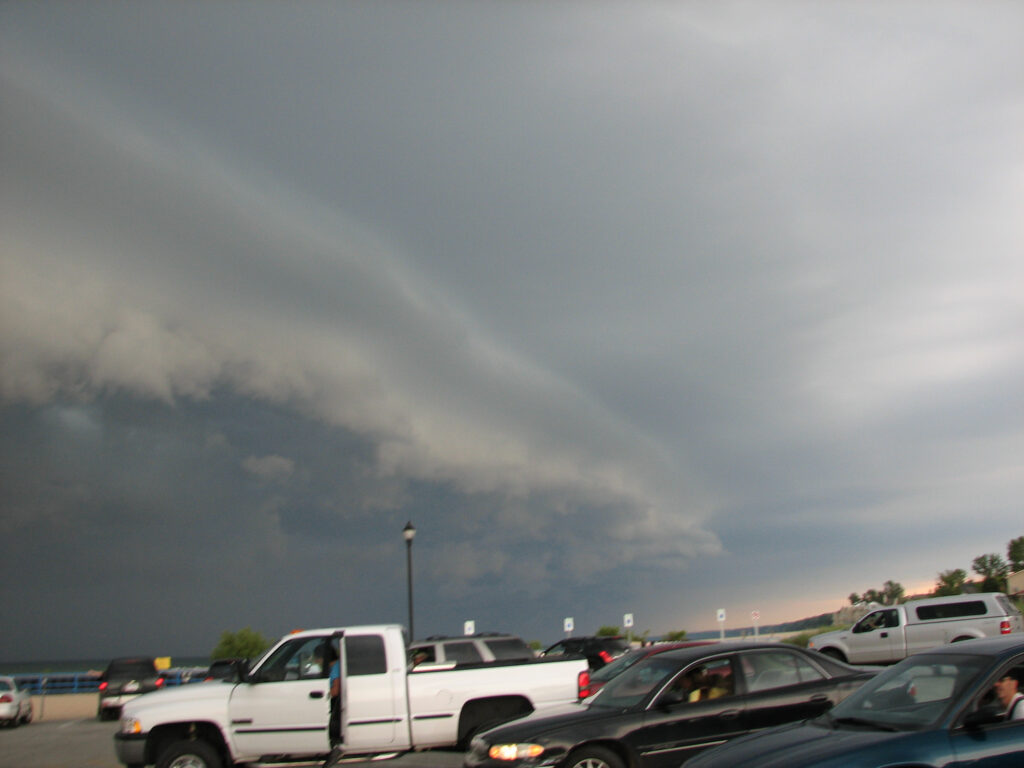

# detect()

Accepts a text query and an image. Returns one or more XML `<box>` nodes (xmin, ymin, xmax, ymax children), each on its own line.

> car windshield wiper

<box><xmin>832</xmin><ymin>716</ymin><xmax>902</xmax><ymax>732</ymax></box>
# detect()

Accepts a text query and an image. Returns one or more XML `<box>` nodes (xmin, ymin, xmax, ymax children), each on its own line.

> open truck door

<box><xmin>336</xmin><ymin>630</ymin><xmax>409</xmax><ymax>754</ymax></box>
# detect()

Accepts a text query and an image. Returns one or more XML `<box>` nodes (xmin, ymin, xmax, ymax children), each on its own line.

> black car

<box><xmin>685</xmin><ymin>635</ymin><xmax>1024</xmax><ymax>768</ymax></box>
<box><xmin>464</xmin><ymin>642</ymin><xmax>877</xmax><ymax>768</ymax></box>
<box><xmin>542</xmin><ymin>636</ymin><xmax>631</xmax><ymax>669</ymax></box>
<box><xmin>97</xmin><ymin>657</ymin><xmax>164</xmax><ymax>721</ymax></box>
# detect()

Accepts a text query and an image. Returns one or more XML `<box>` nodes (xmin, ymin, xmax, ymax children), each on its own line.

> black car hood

<box><xmin>687</xmin><ymin>719</ymin><xmax>907</xmax><ymax>768</ymax></box>
<box><xmin>482</xmin><ymin>701</ymin><xmax>628</xmax><ymax>741</ymax></box>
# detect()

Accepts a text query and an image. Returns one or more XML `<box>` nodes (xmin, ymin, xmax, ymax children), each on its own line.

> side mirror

<box><xmin>234</xmin><ymin>659</ymin><xmax>253</xmax><ymax>683</ymax></box>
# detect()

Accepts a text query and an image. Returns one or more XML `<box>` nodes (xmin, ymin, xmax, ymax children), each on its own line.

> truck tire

<box><xmin>566</xmin><ymin>745</ymin><xmax>625</xmax><ymax>768</ymax></box>
<box><xmin>457</xmin><ymin>697</ymin><xmax>532</xmax><ymax>748</ymax></box>
<box><xmin>155</xmin><ymin>739</ymin><xmax>223</xmax><ymax>768</ymax></box>
<box><xmin>819</xmin><ymin>648</ymin><xmax>847</xmax><ymax>663</ymax></box>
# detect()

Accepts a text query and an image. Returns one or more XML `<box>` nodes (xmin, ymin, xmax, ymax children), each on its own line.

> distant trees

<box><xmin>1008</xmin><ymin>536</ymin><xmax>1024</xmax><ymax>572</ymax></box>
<box><xmin>849</xmin><ymin>580</ymin><xmax>905</xmax><ymax>606</ymax></box>
<box><xmin>212</xmin><ymin>627</ymin><xmax>270</xmax><ymax>660</ymax></box>
<box><xmin>972</xmin><ymin>554</ymin><xmax>1010</xmax><ymax>593</ymax></box>
<box><xmin>925</xmin><ymin>536</ymin><xmax>1022</xmax><ymax>597</ymax></box>
<box><xmin>662</xmin><ymin>629</ymin><xmax>688</xmax><ymax>641</ymax></box>
<box><xmin>934</xmin><ymin>569</ymin><xmax>967</xmax><ymax>596</ymax></box>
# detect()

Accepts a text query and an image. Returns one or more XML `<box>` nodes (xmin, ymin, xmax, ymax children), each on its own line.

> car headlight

<box><xmin>121</xmin><ymin>716</ymin><xmax>143</xmax><ymax>734</ymax></box>
<box><xmin>488</xmin><ymin>743</ymin><xmax>545</xmax><ymax>760</ymax></box>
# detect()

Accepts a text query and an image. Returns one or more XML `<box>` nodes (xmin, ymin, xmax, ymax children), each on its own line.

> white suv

<box><xmin>409</xmin><ymin>633</ymin><xmax>534</xmax><ymax>665</ymax></box>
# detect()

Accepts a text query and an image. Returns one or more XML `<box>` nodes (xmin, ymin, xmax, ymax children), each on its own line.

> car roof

<box><xmin>914</xmin><ymin>635</ymin><xmax>1024</xmax><ymax>659</ymax></box>
<box><xmin>647</xmin><ymin>641</ymin><xmax>808</xmax><ymax>663</ymax></box>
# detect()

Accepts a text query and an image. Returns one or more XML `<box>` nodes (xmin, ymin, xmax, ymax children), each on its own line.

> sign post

<box><xmin>717</xmin><ymin>608</ymin><xmax>726</xmax><ymax>641</ymax></box>
<box><xmin>751</xmin><ymin>610</ymin><xmax>760</xmax><ymax>638</ymax></box>
<box><xmin>464</xmin><ymin>620</ymin><xmax>475</xmax><ymax>636</ymax></box>
<box><xmin>563</xmin><ymin>617</ymin><xmax>574</xmax><ymax>637</ymax></box>
<box><xmin>623</xmin><ymin>613</ymin><xmax>634</xmax><ymax>643</ymax></box>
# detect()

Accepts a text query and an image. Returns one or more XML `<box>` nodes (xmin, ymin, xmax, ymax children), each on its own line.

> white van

<box><xmin>809</xmin><ymin>592</ymin><xmax>1023</xmax><ymax>664</ymax></box>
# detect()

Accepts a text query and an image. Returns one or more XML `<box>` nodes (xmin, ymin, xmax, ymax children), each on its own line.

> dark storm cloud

<box><xmin>1</xmin><ymin>1</ymin><xmax>1022</xmax><ymax>659</ymax></box>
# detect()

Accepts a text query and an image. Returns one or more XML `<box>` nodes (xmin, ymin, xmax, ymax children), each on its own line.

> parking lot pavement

<box><xmin>0</xmin><ymin>719</ymin><xmax>465</xmax><ymax>768</ymax></box>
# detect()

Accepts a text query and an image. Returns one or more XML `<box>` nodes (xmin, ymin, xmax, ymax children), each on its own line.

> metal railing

<box><xmin>13</xmin><ymin>669</ymin><xmax>207</xmax><ymax>695</ymax></box>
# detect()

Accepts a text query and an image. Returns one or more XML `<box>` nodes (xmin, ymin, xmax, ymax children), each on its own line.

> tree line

<box><xmin>210</xmin><ymin>536</ymin><xmax>1022</xmax><ymax>659</ymax></box>
<box><xmin>849</xmin><ymin>535</ymin><xmax>1024</xmax><ymax>606</ymax></box>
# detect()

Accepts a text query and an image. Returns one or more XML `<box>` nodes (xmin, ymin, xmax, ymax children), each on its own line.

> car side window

<box><xmin>443</xmin><ymin>641</ymin><xmax>483</xmax><ymax>664</ymax></box>
<box><xmin>973</xmin><ymin>658</ymin><xmax>1024</xmax><ymax>723</ymax></box>
<box><xmin>682</xmin><ymin>657</ymin><xmax>736</xmax><ymax>703</ymax></box>
<box><xmin>346</xmin><ymin>634</ymin><xmax>387</xmax><ymax>676</ymax></box>
<box><xmin>256</xmin><ymin>637</ymin><xmax>330</xmax><ymax>682</ymax></box>
<box><xmin>853</xmin><ymin>608</ymin><xmax>900</xmax><ymax>633</ymax></box>
<box><xmin>743</xmin><ymin>651</ymin><xmax>825</xmax><ymax>693</ymax></box>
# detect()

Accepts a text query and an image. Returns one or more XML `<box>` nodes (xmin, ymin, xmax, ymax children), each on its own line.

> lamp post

<box><xmin>403</xmin><ymin>521</ymin><xmax>416</xmax><ymax>639</ymax></box>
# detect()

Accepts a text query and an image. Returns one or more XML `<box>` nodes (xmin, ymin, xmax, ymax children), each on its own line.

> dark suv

<box><xmin>541</xmin><ymin>636</ymin><xmax>630</xmax><ymax>669</ymax></box>
<box><xmin>97</xmin><ymin>657</ymin><xmax>164</xmax><ymax>720</ymax></box>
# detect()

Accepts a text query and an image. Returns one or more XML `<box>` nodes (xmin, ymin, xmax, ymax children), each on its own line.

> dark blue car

<box><xmin>686</xmin><ymin>635</ymin><xmax>1024</xmax><ymax>767</ymax></box>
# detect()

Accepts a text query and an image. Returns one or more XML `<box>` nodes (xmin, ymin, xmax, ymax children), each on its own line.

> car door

<box><xmin>229</xmin><ymin>635</ymin><xmax>332</xmax><ymax>758</ymax></box>
<box><xmin>337</xmin><ymin>632</ymin><xmax>403</xmax><ymax>751</ymax></box>
<box><xmin>739</xmin><ymin>649</ymin><xmax>838</xmax><ymax>732</ymax></box>
<box><xmin>850</xmin><ymin>609</ymin><xmax>901</xmax><ymax>663</ymax></box>
<box><xmin>626</xmin><ymin>656</ymin><xmax>746</xmax><ymax>768</ymax></box>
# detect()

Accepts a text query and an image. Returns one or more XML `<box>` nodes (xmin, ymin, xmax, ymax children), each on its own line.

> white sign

<box><xmin>717</xmin><ymin>608</ymin><xmax>726</xmax><ymax>623</ymax></box>
<box><xmin>751</xmin><ymin>610</ymin><xmax>760</xmax><ymax>622</ymax></box>
<box><xmin>623</xmin><ymin>613</ymin><xmax>634</xmax><ymax>628</ymax></box>
<box><xmin>464</xmin><ymin>620</ymin><xmax>475</xmax><ymax>636</ymax></box>
<box><xmin>563</xmin><ymin>617</ymin><xmax>574</xmax><ymax>634</ymax></box>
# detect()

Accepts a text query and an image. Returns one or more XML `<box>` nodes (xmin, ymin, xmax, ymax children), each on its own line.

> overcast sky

<box><xmin>2</xmin><ymin>1</ymin><xmax>1022</xmax><ymax>662</ymax></box>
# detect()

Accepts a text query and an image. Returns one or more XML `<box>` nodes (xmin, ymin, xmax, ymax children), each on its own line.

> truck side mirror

<box><xmin>234</xmin><ymin>659</ymin><xmax>253</xmax><ymax>683</ymax></box>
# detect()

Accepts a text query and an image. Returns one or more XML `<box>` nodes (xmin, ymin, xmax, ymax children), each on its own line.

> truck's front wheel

<box><xmin>155</xmin><ymin>739</ymin><xmax>223</xmax><ymax>768</ymax></box>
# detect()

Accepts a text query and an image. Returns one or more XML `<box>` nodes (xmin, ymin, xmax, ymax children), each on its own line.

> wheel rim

<box><xmin>572</xmin><ymin>759</ymin><xmax>612</xmax><ymax>768</ymax></box>
<box><xmin>168</xmin><ymin>755</ymin><xmax>209</xmax><ymax>768</ymax></box>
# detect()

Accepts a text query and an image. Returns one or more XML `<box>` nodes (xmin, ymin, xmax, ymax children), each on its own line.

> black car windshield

<box><xmin>828</xmin><ymin>654</ymin><xmax>988</xmax><ymax>731</ymax></box>
<box><xmin>589</xmin><ymin>656</ymin><xmax>680</xmax><ymax>709</ymax></box>
<box><xmin>590</xmin><ymin>649</ymin><xmax>650</xmax><ymax>684</ymax></box>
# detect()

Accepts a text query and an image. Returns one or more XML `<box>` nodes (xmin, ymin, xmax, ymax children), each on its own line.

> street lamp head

<box><xmin>403</xmin><ymin>521</ymin><xmax>416</xmax><ymax>542</ymax></box>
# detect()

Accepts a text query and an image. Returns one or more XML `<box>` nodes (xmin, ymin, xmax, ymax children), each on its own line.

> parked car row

<box><xmin>464</xmin><ymin>593</ymin><xmax>1024</xmax><ymax>768</ymax></box>
<box><xmin>465</xmin><ymin>642</ymin><xmax>877</xmax><ymax>768</ymax></box>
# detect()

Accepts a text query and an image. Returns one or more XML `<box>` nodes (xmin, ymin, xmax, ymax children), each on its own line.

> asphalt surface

<box><xmin>0</xmin><ymin>719</ymin><xmax>465</xmax><ymax>768</ymax></box>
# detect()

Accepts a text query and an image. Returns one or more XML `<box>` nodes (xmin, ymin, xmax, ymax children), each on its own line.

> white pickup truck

<box><xmin>809</xmin><ymin>592</ymin><xmax>1023</xmax><ymax>665</ymax></box>
<box><xmin>114</xmin><ymin>624</ymin><xmax>589</xmax><ymax>768</ymax></box>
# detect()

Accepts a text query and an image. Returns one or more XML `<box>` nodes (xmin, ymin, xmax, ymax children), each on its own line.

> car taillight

<box><xmin>1000</xmin><ymin>619</ymin><xmax>1011</xmax><ymax>635</ymax></box>
<box><xmin>599</xmin><ymin>650</ymin><xmax>613</xmax><ymax>664</ymax></box>
<box><xmin>155</xmin><ymin>677</ymin><xmax>165</xmax><ymax>687</ymax></box>
<box><xmin>99</xmin><ymin>681</ymin><xmax>108</xmax><ymax>692</ymax></box>
<box><xmin>0</xmin><ymin>694</ymin><xmax>12</xmax><ymax>703</ymax></box>
<box><xmin>577</xmin><ymin>669</ymin><xmax>591</xmax><ymax>699</ymax></box>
